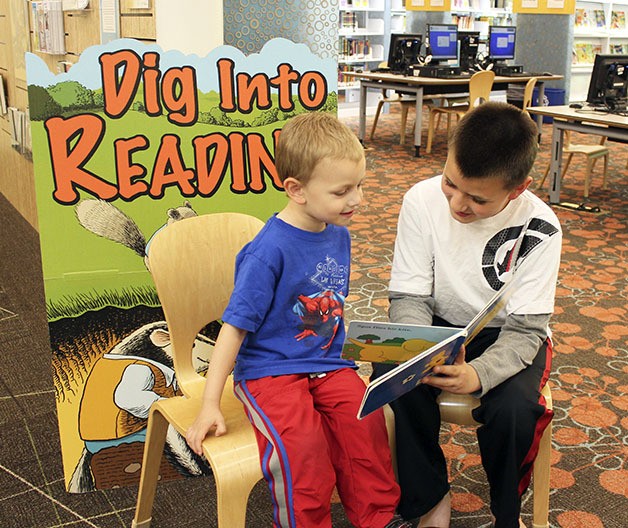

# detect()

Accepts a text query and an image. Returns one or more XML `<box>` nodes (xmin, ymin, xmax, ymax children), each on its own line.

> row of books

<box><xmin>339</xmin><ymin>37</ymin><xmax>372</xmax><ymax>60</ymax></box>
<box><xmin>340</xmin><ymin>12</ymin><xmax>360</xmax><ymax>30</ymax></box>
<box><xmin>575</xmin><ymin>8</ymin><xmax>626</xmax><ymax>31</ymax></box>
<box><xmin>31</xmin><ymin>1</ymin><xmax>66</xmax><ymax>55</ymax></box>
<box><xmin>338</xmin><ymin>65</ymin><xmax>362</xmax><ymax>87</ymax></box>
<box><xmin>572</xmin><ymin>42</ymin><xmax>628</xmax><ymax>64</ymax></box>
<box><xmin>452</xmin><ymin>0</ymin><xmax>510</xmax><ymax>8</ymax></box>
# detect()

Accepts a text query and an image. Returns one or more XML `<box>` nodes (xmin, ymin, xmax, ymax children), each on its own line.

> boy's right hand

<box><xmin>185</xmin><ymin>408</ymin><xmax>227</xmax><ymax>456</ymax></box>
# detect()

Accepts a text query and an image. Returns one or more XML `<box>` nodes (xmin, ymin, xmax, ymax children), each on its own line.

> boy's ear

<box><xmin>508</xmin><ymin>176</ymin><xmax>533</xmax><ymax>200</ymax></box>
<box><xmin>283</xmin><ymin>177</ymin><xmax>306</xmax><ymax>204</ymax></box>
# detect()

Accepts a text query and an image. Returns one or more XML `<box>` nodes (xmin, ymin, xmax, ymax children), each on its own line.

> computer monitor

<box><xmin>426</xmin><ymin>24</ymin><xmax>458</xmax><ymax>64</ymax></box>
<box><xmin>458</xmin><ymin>31</ymin><xmax>480</xmax><ymax>72</ymax></box>
<box><xmin>488</xmin><ymin>26</ymin><xmax>516</xmax><ymax>63</ymax></box>
<box><xmin>586</xmin><ymin>54</ymin><xmax>628</xmax><ymax>111</ymax></box>
<box><xmin>387</xmin><ymin>33</ymin><xmax>423</xmax><ymax>73</ymax></box>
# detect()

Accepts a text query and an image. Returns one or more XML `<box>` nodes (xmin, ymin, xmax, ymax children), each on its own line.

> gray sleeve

<box><xmin>388</xmin><ymin>291</ymin><xmax>434</xmax><ymax>326</ymax></box>
<box><xmin>470</xmin><ymin>313</ymin><xmax>550</xmax><ymax>397</ymax></box>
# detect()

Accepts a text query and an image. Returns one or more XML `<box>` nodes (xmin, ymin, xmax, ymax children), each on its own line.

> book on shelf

<box><xmin>611</xmin><ymin>10</ymin><xmax>626</xmax><ymax>30</ymax></box>
<box><xmin>575</xmin><ymin>8</ymin><xmax>590</xmax><ymax>28</ymax></box>
<box><xmin>593</xmin><ymin>9</ymin><xmax>606</xmax><ymax>28</ymax></box>
<box><xmin>573</xmin><ymin>42</ymin><xmax>603</xmax><ymax>64</ymax></box>
<box><xmin>343</xmin><ymin>222</ymin><xmax>541</xmax><ymax>419</ymax></box>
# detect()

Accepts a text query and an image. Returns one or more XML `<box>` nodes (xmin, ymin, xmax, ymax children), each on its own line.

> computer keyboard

<box><xmin>501</xmin><ymin>72</ymin><xmax>533</xmax><ymax>77</ymax></box>
<box><xmin>501</xmin><ymin>71</ymin><xmax>551</xmax><ymax>78</ymax></box>
<box><xmin>437</xmin><ymin>73</ymin><xmax>472</xmax><ymax>79</ymax></box>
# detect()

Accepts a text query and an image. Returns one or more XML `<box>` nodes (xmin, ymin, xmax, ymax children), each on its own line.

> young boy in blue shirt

<box><xmin>186</xmin><ymin>112</ymin><xmax>410</xmax><ymax>528</ymax></box>
<box><xmin>374</xmin><ymin>102</ymin><xmax>562</xmax><ymax>528</ymax></box>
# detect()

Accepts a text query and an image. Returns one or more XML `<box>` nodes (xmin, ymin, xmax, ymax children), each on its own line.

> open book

<box><xmin>344</xmin><ymin>221</ymin><xmax>537</xmax><ymax>419</ymax></box>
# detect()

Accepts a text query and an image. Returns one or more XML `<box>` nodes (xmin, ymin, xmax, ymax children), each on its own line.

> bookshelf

<box><xmin>450</xmin><ymin>0</ymin><xmax>514</xmax><ymax>38</ymax></box>
<box><xmin>571</xmin><ymin>0</ymin><xmax>628</xmax><ymax>100</ymax></box>
<box><xmin>338</xmin><ymin>0</ymin><xmax>387</xmax><ymax>105</ymax></box>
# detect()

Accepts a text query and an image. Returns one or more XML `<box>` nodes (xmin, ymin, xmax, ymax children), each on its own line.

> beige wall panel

<box><xmin>120</xmin><ymin>15</ymin><xmax>156</xmax><ymax>40</ymax></box>
<box><xmin>0</xmin><ymin>43</ymin><xmax>8</xmax><ymax>69</ymax></box>
<box><xmin>0</xmin><ymin>13</ymin><xmax>8</xmax><ymax>45</ymax></box>
<box><xmin>119</xmin><ymin>0</ymin><xmax>155</xmax><ymax>16</ymax></box>
<box><xmin>0</xmin><ymin>132</ymin><xmax>38</xmax><ymax>229</ymax></box>
<box><xmin>14</xmin><ymin>84</ymin><xmax>28</xmax><ymax>108</ymax></box>
<box><xmin>64</xmin><ymin>10</ymin><xmax>101</xmax><ymax>56</ymax></box>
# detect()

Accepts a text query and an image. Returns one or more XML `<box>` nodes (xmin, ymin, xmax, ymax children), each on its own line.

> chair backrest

<box><xmin>147</xmin><ymin>212</ymin><xmax>264</xmax><ymax>398</ymax></box>
<box><xmin>468</xmin><ymin>70</ymin><xmax>495</xmax><ymax>108</ymax></box>
<box><xmin>522</xmin><ymin>77</ymin><xmax>538</xmax><ymax>117</ymax></box>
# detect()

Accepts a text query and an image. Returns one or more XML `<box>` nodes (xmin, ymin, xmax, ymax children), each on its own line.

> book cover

<box><xmin>611</xmin><ymin>10</ymin><xmax>626</xmax><ymax>30</ymax></box>
<box><xmin>347</xmin><ymin>220</ymin><xmax>536</xmax><ymax>419</ymax></box>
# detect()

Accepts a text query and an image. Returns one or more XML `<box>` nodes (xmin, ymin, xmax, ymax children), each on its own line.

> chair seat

<box><xmin>538</xmin><ymin>132</ymin><xmax>610</xmax><ymax>199</ymax></box>
<box><xmin>435</xmin><ymin>384</ymin><xmax>553</xmax><ymax>528</ymax></box>
<box><xmin>563</xmin><ymin>143</ymin><xmax>609</xmax><ymax>156</ymax></box>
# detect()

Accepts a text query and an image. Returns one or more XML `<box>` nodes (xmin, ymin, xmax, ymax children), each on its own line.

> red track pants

<box><xmin>235</xmin><ymin>368</ymin><xmax>400</xmax><ymax>528</ymax></box>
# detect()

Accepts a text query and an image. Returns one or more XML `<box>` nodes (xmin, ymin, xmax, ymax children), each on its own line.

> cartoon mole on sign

<box><xmin>75</xmin><ymin>198</ymin><xmax>197</xmax><ymax>268</ymax></box>
<box><xmin>69</xmin><ymin>321</ymin><xmax>214</xmax><ymax>492</ymax></box>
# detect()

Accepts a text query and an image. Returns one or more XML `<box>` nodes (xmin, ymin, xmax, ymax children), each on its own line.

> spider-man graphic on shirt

<box><xmin>292</xmin><ymin>290</ymin><xmax>345</xmax><ymax>350</ymax></box>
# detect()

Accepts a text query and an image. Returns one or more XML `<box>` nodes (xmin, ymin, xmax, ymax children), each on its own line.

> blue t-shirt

<box><xmin>223</xmin><ymin>215</ymin><xmax>356</xmax><ymax>381</ymax></box>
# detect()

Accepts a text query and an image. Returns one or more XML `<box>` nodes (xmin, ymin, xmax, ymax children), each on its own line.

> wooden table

<box><xmin>344</xmin><ymin>71</ymin><xmax>563</xmax><ymax>157</ymax></box>
<box><xmin>527</xmin><ymin>105</ymin><xmax>628</xmax><ymax>205</ymax></box>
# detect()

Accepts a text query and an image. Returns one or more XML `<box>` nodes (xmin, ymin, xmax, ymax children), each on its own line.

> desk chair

<box><xmin>383</xmin><ymin>385</ymin><xmax>553</xmax><ymax>528</ymax></box>
<box><xmin>425</xmin><ymin>70</ymin><xmax>495</xmax><ymax>154</ymax></box>
<box><xmin>369</xmin><ymin>62</ymin><xmax>449</xmax><ymax>145</ymax></box>
<box><xmin>370</xmin><ymin>89</ymin><xmax>418</xmax><ymax>145</ymax></box>
<box><xmin>522</xmin><ymin>77</ymin><xmax>538</xmax><ymax>118</ymax></box>
<box><xmin>132</xmin><ymin>212</ymin><xmax>265</xmax><ymax>528</ymax></box>
<box><xmin>538</xmin><ymin>132</ymin><xmax>609</xmax><ymax>198</ymax></box>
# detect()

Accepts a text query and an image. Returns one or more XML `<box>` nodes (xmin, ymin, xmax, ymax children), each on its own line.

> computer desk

<box><xmin>527</xmin><ymin>104</ymin><xmax>628</xmax><ymax>206</ymax></box>
<box><xmin>343</xmin><ymin>71</ymin><xmax>563</xmax><ymax>157</ymax></box>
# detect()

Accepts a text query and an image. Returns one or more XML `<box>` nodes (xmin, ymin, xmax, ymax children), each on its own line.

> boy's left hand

<box><xmin>421</xmin><ymin>346</ymin><xmax>481</xmax><ymax>394</ymax></box>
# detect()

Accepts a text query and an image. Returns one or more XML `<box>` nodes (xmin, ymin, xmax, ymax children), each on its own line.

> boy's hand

<box><xmin>422</xmin><ymin>346</ymin><xmax>481</xmax><ymax>394</ymax></box>
<box><xmin>185</xmin><ymin>407</ymin><xmax>227</xmax><ymax>456</ymax></box>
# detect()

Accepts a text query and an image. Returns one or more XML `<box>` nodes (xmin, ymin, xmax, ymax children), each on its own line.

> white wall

<box><xmin>155</xmin><ymin>0</ymin><xmax>223</xmax><ymax>56</ymax></box>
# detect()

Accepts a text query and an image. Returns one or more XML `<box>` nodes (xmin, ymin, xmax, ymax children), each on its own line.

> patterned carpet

<box><xmin>343</xmin><ymin>107</ymin><xmax>628</xmax><ymax>528</ymax></box>
<box><xmin>0</xmin><ymin>107</ymin><xmax>626</xmax><ymax>527</ymax></box>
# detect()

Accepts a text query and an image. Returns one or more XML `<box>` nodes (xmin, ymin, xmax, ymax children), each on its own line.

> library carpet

<box><xmin>0</xmin><ymin>108</ymin><xmax>627</xmax><ymax>527</ymax></box>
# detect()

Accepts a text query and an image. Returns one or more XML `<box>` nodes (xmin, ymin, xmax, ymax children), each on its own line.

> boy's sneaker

<box><xmin>384</xmin><ymin>514</ymin><xmax>414</xmax><ymax>528</ymax></box>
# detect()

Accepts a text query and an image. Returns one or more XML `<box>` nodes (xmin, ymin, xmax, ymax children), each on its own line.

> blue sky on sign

<box><xmin>26</xmin><ymin>38</ymin><xmax>337</xmax><ymax>94</ymax></box>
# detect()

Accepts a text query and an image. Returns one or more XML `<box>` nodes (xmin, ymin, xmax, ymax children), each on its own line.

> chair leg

<box><xmin>214</xmin><ymin>456</ymin><xmax>262</xmax><ymax>527</ymax></box>
<box><xmin>538</xmin><ymin>164</ymin><xmax>550</xmax><ymax>190</ymax></box>
<box><xmin>602</xmin><ymin>154</ymin><xmax>609</xmax><ymax>190</ymax></box>
<box><xmin>532</xmin><ymin>419</ymin><xmax>552</xmax><ymax>528</ymax></box>
<box><xmin>132</xmin><ymin>409</ymin><xmax>170</xmax><ymax>528</ymax></box>
<box><xmin>562</xmin><ymin>153</ymin><xmax>573</xmax><ymax>175</ymax></box>
<box><xmin>426</xmin><ymin>110</ymin><xmax>438</xmax><ymax>154</ymax></box>
<box><xmin>584</xmin><ymin>158</ymin><xmax>594</xmax><ymax>198</ymax></box>
<box><xmin>400</xmin><ymin>104</ymin><xmax>410</xmax><ymax>145</ymax></box>
<box><xmin>370</xmin><ymin>101</ymin><xmax>385</xmax><ymax>140</ymax></box>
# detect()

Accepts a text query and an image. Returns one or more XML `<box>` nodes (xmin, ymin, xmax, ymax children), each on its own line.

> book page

<box><xmin>343</xmin><ymin>321</ymin><xmax>462</xmax><ymax>364</ymax></box>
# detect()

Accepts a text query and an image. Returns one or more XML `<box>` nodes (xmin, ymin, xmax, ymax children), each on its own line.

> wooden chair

<box><xmin>538</xmin><ymin>132</ymin><xmax>609</xmax><ymax>198</ymax></box>
<box><xmin>425</xmin><ymin>69</ymin><xmax>495</xmax><ymax>154</ymax></box>
<box><xmin>370</xmin><ymin>88</ymin><xmax>418</xmax><ymax>145</ymax></box>
<box><xmin>436</xmin><ymin>385</ymin><xmax>553</xmax><ymax>528</ymax></box>
<box><xmin>381</xmin><ymin>383</ymin><xmax>553</xmax><ymax>527</ymax></box>
<box><xmin>132</xmin><ymin>212</ymin><xmax>265</xmax><ymax>528</ymax></box>
<box><xmin>522</xmin><ymin>77</ymin><xmax>538</xmax><ymax>118</ymax></box>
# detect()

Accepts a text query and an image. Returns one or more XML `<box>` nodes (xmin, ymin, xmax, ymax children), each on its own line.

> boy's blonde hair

<box><xmin>275</xmin><ymin>111</ymin><xmax>364</xmax><ymax>185</ymax></box>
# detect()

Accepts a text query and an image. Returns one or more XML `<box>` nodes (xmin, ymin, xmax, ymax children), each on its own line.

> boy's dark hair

<box><xmin>448</xmin><ymin>101</ymin><xmax>538</xmax><ymax>189</ymax></box>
